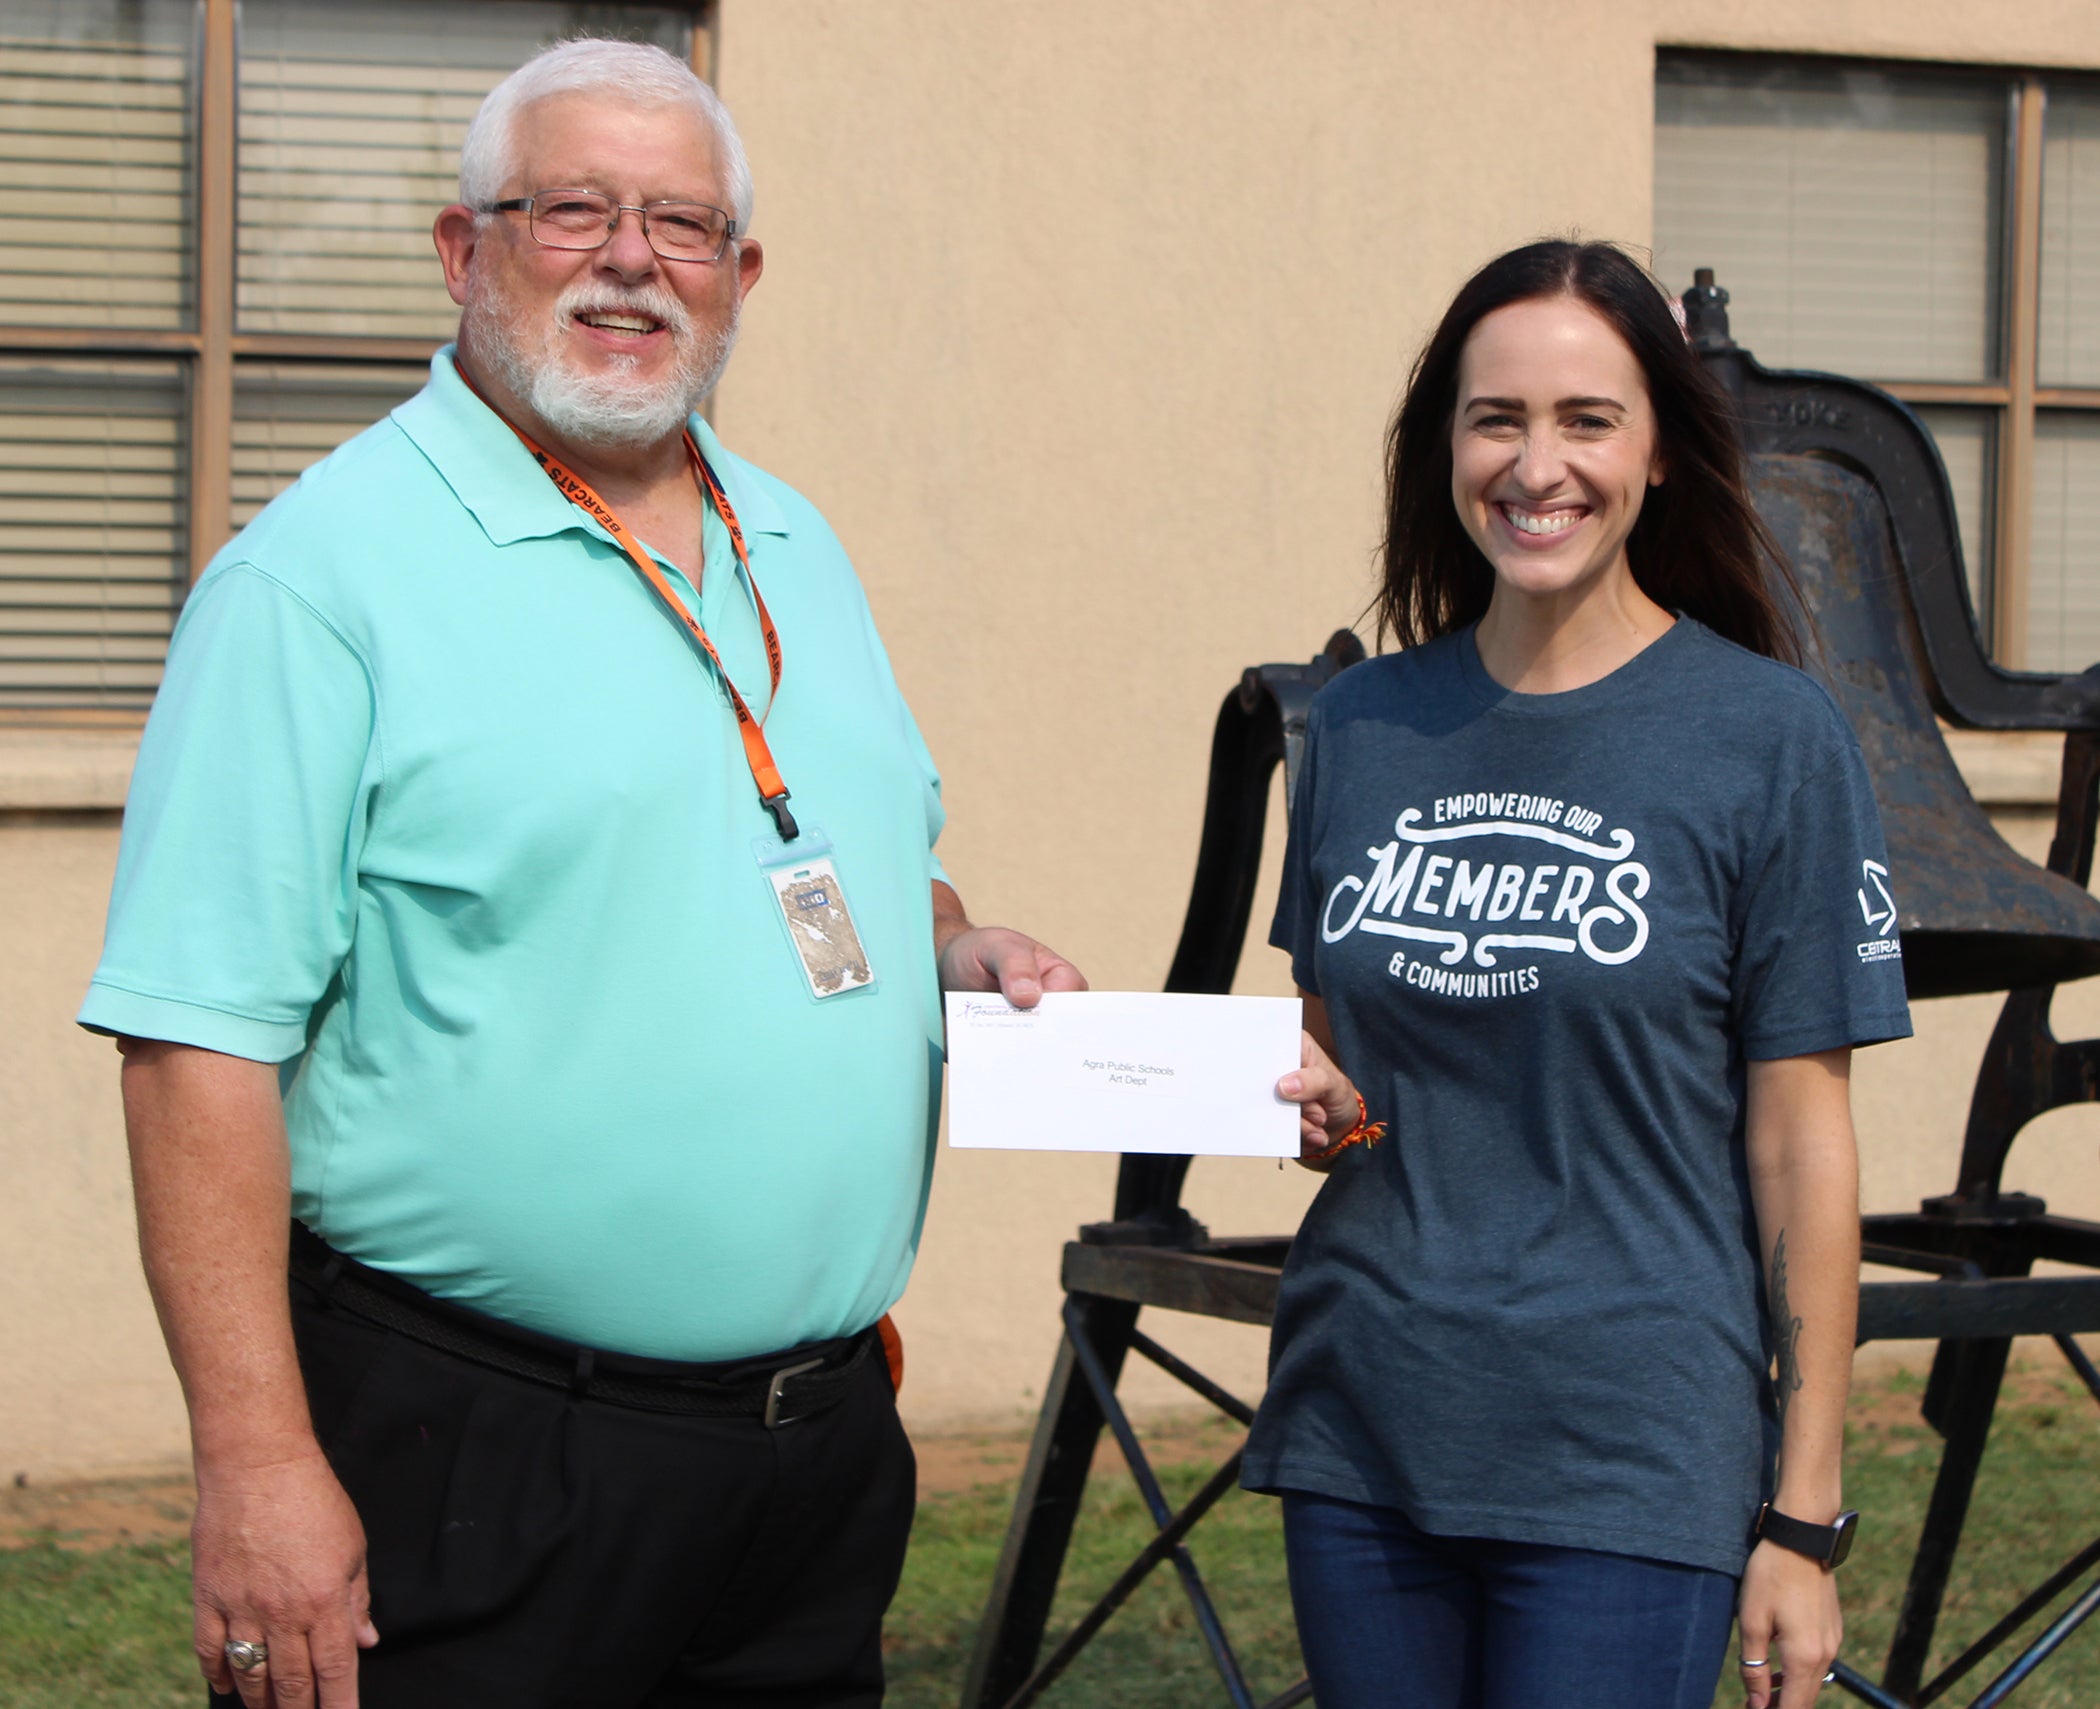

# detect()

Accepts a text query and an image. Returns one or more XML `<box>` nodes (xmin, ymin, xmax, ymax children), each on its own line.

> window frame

<box><xmin>0</xmin><ymin>0</ymin><xmax>715</xmax><ymax>723</ymax></box>
<box><xmin>1656</xmin><ymin>50</ymin><xmax>2100</xmax><ymax>669</ymax></box>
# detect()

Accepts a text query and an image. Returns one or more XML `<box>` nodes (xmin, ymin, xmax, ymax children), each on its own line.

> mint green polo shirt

<box><xmin>81</xmin><ymin>350</ymin><xmax>951</xmax><ymax>1360</ymax></box>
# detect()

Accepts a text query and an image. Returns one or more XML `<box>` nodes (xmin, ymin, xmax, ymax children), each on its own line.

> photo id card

<box><xmin>753</xmin><ymin>830</ymin><xmax>875</xmax><ymax>1000</ymax></box>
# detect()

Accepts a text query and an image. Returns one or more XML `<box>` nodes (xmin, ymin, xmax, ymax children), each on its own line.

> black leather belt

<box><xmin>288</xmin><ymin>1222</ymin><xmax>872</xmax><ymax>1428</ymax></box>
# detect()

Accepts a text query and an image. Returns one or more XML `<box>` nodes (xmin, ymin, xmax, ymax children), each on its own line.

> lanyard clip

<box><xmin>765</xmin><ymin>792</ymin><xmax>800</xmax><ymax>842</ymax></box>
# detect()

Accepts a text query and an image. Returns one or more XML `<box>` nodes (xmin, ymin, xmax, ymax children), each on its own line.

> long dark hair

<box><xmin>1376</xmin><ymin>239</ymin><xmax>1803</xmax><ymax>665</ymax></box>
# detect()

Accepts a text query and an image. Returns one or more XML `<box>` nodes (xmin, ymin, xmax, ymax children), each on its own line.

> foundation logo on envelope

<box><xmin>1321</xmin><ymin>792</ymin><xmax>1650</xmax><ymax>1001</ymax></box>
<box><xmin>956</xmin><ymin>997</ymin><xmax>1038</xmax><ymax>1026</ymax></box>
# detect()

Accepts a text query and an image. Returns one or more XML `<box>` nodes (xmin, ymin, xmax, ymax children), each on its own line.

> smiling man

<box><xmin>79</xmin><ymin>38</ymin><xmax>1080</xmax><ymax>1709</ymax></box>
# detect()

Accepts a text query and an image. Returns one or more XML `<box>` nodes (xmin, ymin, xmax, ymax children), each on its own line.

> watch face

<box><xmin>1828</xmin><ymin>1510</ymin><xmax>1860</xmax><ymax>1568</ymax></box>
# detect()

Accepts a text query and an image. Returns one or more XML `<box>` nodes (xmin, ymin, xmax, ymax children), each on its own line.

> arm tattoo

<box><xmin>1770</xmin><ymin>1227</ymin><xmax>1804</xmax><ymax>1433</ymax></box>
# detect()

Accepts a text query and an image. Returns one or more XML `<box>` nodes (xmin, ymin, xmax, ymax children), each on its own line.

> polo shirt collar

<box><xmin>392</xmin><ymin>346</ymin><xmax>790</xmax><ymax>549</ymax></box>
<box><xmin>686</xmin><ymin>415</ymin><xmax>788</xmax><ymax>538</ymax></box>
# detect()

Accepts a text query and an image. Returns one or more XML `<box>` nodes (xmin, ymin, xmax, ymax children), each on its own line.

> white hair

<box><xmin>458</xmin><ymin>37</ymin><xmax>754</xmax><ymax>230</ymax></box>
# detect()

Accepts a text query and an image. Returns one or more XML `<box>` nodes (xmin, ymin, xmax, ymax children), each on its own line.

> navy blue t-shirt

<box><xmin>1241</xmin><ymin>619</ymin><xmax>1912</xmax><ymax>1577</ymax></box>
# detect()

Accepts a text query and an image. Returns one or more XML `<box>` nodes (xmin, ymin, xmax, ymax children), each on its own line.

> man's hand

<box><xmin>192</xmin><ymin>1447</ymin><xmax>378</xmax><ymax>1708</ymax></box>
<box><xmin>1277</xmin><ymin>1029</ymin><xmax>1365</xmax><ymax>1168</ymax></box>
<box><xmin>937</xmin><ymin>925</ymin><xmax>1088</xmax><ymax>1007</ymax></box>
<box><xmin>1737</xmin><ymin>1540</ymin><xmax>1841</xmax><ymax>1709</ymax></box>
<box><xmin>931</xmin><ymin>881</ymin><xmax>1086</xmax><ymax>1008</ymax></box>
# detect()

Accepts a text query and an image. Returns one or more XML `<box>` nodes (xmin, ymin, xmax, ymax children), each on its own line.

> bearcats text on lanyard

<box><xmin>461</xmin><ymin>370</ymin><xmax>799</xmax><ymax>840</ymax></box>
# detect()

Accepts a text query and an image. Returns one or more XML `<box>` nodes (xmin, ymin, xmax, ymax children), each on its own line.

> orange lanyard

<box><xmin>465</xmin><ymin>377</ymin><xmax>799</xmax><ymax>840</ymax></box>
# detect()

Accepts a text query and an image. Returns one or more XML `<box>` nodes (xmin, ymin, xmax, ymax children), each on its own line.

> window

<box><xmin>1655</xmin><ymin>53</ymin><xmax>2100</xmax><ymax>672</ymax></box>
<box><xmin>0</xmin><ymin>0</ymin><xmax>703</xmax><ymax>713</ymax></box>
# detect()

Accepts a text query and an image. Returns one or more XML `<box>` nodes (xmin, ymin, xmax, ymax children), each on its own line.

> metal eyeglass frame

<box><xmin>484</xmin><ymin>190</ymin><xmax>739</xmax><ymax>263</ymax></box>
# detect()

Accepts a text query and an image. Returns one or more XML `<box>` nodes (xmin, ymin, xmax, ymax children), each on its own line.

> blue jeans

<box><xmin>1282</xmin><ymin>1491</ymin><xmax>1738</xmax><ymax>1709</ymax></box>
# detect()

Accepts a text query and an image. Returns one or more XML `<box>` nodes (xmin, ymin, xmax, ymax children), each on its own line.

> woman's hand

<box><xmin>1277</xmin><ymin>1028</ymin><xmax>1364</xmax><ymax>1170</ymax></box>
<box><xmin>1736</xmin><ymin>1540</ymin><xmax>1841</xmax><ymax>1708</ymax></box>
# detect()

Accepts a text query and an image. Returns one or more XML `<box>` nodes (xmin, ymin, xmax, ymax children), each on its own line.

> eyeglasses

<box><xmin>485</xmin><ymin>189</ymin><xmax>738</xmax><ymax>263</ymax></box>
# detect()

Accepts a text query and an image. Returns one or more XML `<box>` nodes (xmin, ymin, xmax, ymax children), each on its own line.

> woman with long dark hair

<box><xmin>1265</xmin><ymin>240</ymin><xmax>1910</xmax><ymax>1708</ymax></box>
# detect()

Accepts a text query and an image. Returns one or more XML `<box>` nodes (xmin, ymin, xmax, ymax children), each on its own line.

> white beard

<box><xmin>463</xmin><ymin>274</ymin><xmax>739</xmax><ymax>453</ymax></box>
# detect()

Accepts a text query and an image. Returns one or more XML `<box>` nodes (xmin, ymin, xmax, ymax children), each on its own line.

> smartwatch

<box><xmin>1755</xmin><ymin>1502</ymin><xmax>1860</xmax><ymax>1568</ymax></box>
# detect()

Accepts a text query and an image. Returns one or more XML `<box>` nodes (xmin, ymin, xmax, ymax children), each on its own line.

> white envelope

<box><xmin>944</xmin><ymin>990</ymin><xmax>1302</xmax><ymax>1157</ymax></box>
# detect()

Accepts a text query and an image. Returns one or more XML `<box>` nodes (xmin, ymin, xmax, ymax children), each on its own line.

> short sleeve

<box><xmin>1731</xmin><ymin>720</ymin><xmax>1913</xmax><ymax>1060</ymax></box>
<box><xmin>1268</xmin><ymin>702</ymin><xmax>1326</xmax><ymax>995</ymax></box>
<box><xmin>78</xmin><ymin>564</ymin><xmax>378</xmax><ymax>1061</ymax></box>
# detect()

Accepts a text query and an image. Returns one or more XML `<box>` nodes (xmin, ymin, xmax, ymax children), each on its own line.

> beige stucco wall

<box><xmin>0</xmin><ymin>810</ymin><xmax>191</xmax><ymax>1476</ymax></box>
<box><xmin>7</xmin><ymin>0</ymin><xmax>2100</xmax><ymax>1477</ymax></box>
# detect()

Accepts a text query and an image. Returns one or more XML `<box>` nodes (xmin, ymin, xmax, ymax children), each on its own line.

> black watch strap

<box><xmin>1755</xmin><ymin>1502</ymin><xmax>1859</xmax><ymax>1568</ymax></box>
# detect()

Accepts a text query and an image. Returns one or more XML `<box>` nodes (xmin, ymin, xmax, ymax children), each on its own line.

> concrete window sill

<box><xmin>1940</xmin><ymin>728</ymin><xmax>2066</xmax><ymax>810</ymax></box>
<box><xmin>0</xmin><ymin>725</ymin><xmax>2066</xmax><ymax>817</ymax></box>
<box><xmin>0</xmin><ymin>726</ymin><xmax>141</xmax><ymax>812</ymax></box>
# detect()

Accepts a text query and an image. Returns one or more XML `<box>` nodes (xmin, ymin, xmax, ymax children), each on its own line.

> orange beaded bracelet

<box><xmin>1305</xmin><ymin>1089</ymin><xmax>1385</xmax><ymax>1165</ymax></box>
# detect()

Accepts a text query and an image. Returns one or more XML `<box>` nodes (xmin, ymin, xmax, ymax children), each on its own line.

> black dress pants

<box><xmin>210</xmin><ymin>1275</ymin><xmax>916</xmax><ymax>1709</ymax></box>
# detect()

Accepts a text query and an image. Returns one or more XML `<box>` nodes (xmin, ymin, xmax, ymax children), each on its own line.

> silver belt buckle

<box><xmin>763</xmin><ymin>1356</ymin><xmax>826</xmax><ymax>1428</ymax></box>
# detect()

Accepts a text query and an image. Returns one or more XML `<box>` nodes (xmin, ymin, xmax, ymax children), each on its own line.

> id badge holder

<box><xmin>751</xmin><ymin>826</ymin><xmax>877</xmax><ymax>1001</ymax></box>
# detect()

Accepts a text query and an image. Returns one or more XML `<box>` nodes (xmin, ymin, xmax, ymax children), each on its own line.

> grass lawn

<box><xmin>0</xmin><ymin>1539</ymin><xmax>198</xmax><ymax>1709</ymax></box>
<box><xmin>3</xmin><ymin>1365</ymin><xmax>2095</xmax><ymax>1709</ymax></box>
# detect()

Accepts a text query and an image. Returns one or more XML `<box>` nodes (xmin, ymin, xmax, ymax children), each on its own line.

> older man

<box><xmin>81</xmin><ymin>38</ymin><xmax>1079</xmax><ymax>1709</ymax></box>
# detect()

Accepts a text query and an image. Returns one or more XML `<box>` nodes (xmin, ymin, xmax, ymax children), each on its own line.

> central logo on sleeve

<box><xmin>1856</xmin><ymin>860</ymin><xmax>1896</xmax><ymax>937</ymax></box>
<box><xmin>1855</xmin><ymin>858</ymin><xmax>1903</xmax><ymax>964</ymax></box>
<box><xmin>1322</xmin><ymin>793</ymin><xmax>1649</xmax><ymax>997</ymax></box>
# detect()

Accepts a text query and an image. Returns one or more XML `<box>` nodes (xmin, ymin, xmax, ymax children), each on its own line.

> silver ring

<box><xmin>224</xmin><ymin>1639</ymin><xmax>269</xmax><ymax>1673</ymax></box>
<box><xmin>1825</xmin><ymin>1671</ymin><xmax>1838</xmax><ymax>1684</ymax></box>
<box><xmin>1739</xmin><ymin>1657</ymin><xmax>1769</xmax><ymax>1668</ymax></box>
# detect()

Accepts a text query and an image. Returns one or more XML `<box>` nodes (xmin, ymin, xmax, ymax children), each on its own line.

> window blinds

<box><xmin>236</xmin><ymin>1</ymin><xmax>692</xmax><ymax>338</ymax></box>
<box><xmin>2028</xmin><ymin>413</ymin><xmax>2100</xmax><ymax>671</ymax></box>
<box><xmin>231</xmin><ymin>363</ymin><xmax>427</xmax><ymax>529</ymax></box>
<box><xmin>1653</xmin><ymin>54</ymin><xmax>2011</xmax><ymax>652</ymax></box>
<box><xmin>1654</xmin><ymin>58</ymin><xmax>2004</xmax><ymax>384</ymax></box>
<box><xmin>1911</xmin><ymin>406</ymin><xmax>1994</xmax><ymax>620</ymax></box>
<box><xmin>0</xmin><ymin>1</ymin><xmax>696</xmax><ymax>710</ymax></box>
<box><xmin>2041</xmin><ymin>89</ymin><xmax>2100</xmax><ymax>389</ymax></box>
<box><xmin>0</xmin><ymin>361</ymin><xmax>186</xmax><ymax>711</ymax></box>
<box><xmin>2032</xmin><ymin>90</ymin><xmax>2100</xmax><ymax>668</ymax></box>
<box><xmin>0</xmin><ymin>2</ymin><xmax>196</xmax><ymax>331</ymax></box>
